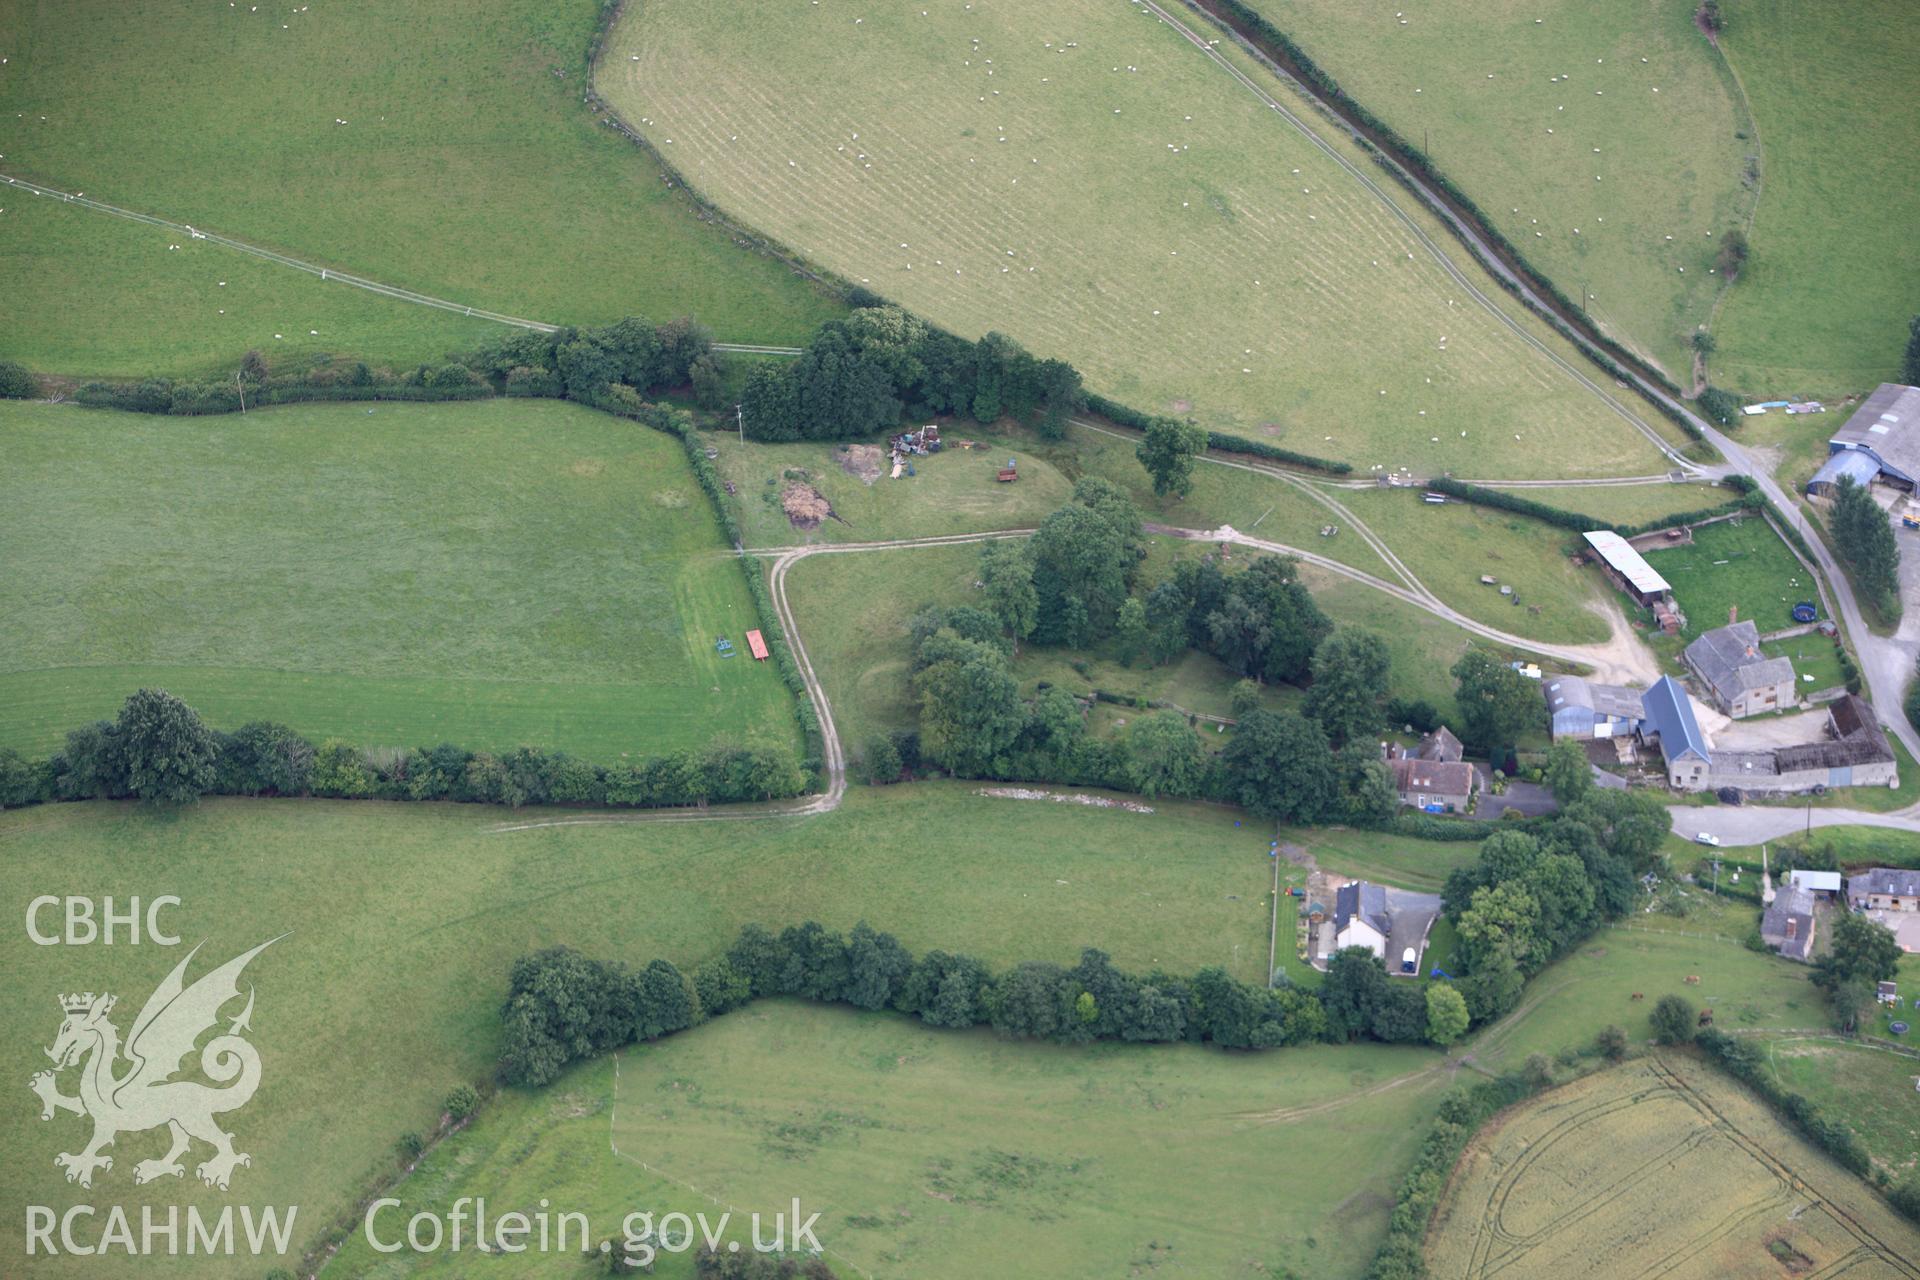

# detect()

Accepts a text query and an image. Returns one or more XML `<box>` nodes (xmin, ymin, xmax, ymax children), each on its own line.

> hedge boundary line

<box><xmin>1084</xmin><ymin>393</ymin><xmax>1353</xmax><ymax>475</ymax></box>
<box><xmin>1189</xmin><ymin>0</ymin><xmax>1697</xmax><ymax>416</ymax></box>
<box><xmin>1424</xmin><ymin>475</ymin><xmax>1759</xmax><ymax>537</ymax></box>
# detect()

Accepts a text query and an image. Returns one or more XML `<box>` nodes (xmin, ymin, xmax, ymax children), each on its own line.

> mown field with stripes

<box><xmin>603</xmin><ymin>0</ymin><xmax>1688</xmax><ymax>480</ymax></box>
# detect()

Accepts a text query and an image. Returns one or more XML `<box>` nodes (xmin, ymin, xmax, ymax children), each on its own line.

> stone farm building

<box><xmin>1542</xmin><ymin>674</ymin><xmax>1644</xmax><ymax>741</ymax></box>
<box><xmin>1760</xmin><ymin>884</ymin><xmax>1816</xmax><ymax>962</ymax></box>
<box><xmin>1683</xmin><ymin>619</ymin><xmax>1797</xmax><ymax>718</ymax></box>
<box><xmin>1384</xmin><ymin>727</ymin><xmax>1476</xmax><ymax>811</ymax></box>
<box><xmin>1637</xmin><ymin>676</ymin><xmax>1711</xmax><ymax>790</ymax></box>
<box><xmin>1807</xmin><ymin>382</ymin><xmax>1920</xmax><ymax>498</ymax></box>
<box><xmin>1847</xmin><ymin>868</ymin><xmax>1920</xmax><ymax>913</ymax></box>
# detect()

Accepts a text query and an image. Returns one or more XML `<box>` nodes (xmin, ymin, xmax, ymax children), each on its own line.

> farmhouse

<box><xmin>1848</xmin><ymin>867</ymin><xmax>1920</xmax><ymax>912</ymax></box>
<box><xmin>1318</xmin><ymin>880</ymin><xmax>1441</xmax><ymax>976</ymax></box>
<box><xmin>1541</xmin><ymin>674</ymin><xmax>1644</xmax><ymax>741</ymax></box>
<box><xmin>1637</xmin><ymin>675</ymin><xmax>1711</xmax><ymax>790</ymax></box>
<box><xmin>1759</xmin><ymin>884</ymin><xmax>1816</xmax><ymax>962</ymax></box>
<box><xmin>1683</xmin><ymin>618</ymin><xmax>1797</xmax><ymax>718</ymax></box>
<box><xmin>1383</xmin><ymin>727</ymin><xmax>1475</xmax><ymax>811</ymax></box>
<box><xmin>1581</xmin><ymin>530</ymin><xmax>1675</xmax><ymax>609</ymax></box>
<box><xmin>1806</xmin><ymin>382</ymin><xmax>1920</xmax><ymax>497</ymax></box>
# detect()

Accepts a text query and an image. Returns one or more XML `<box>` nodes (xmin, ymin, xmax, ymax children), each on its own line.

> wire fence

<box><xmin>1</xmin><ymin>173</ymin><xmax>800</xmax><ymax>355</ymax></box>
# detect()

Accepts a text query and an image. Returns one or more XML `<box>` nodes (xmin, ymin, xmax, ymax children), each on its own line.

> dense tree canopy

<box><xmin>1135</xmin><ymin>416</ymin><xmax>1208</xmax><ymax>498</ymax></box>
<box><xmin>1451</xmin><ymin>649</ymin><xmax>1540</xmax><ymax>755</ymax></box>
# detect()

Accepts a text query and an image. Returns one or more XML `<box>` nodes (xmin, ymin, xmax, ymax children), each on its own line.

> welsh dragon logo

<box><xmin>29</xmin><ymin>938</ymin><xmax>282</xmax><ymax>1191</ymax></box>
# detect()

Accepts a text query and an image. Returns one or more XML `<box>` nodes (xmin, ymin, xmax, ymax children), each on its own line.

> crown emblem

<box><xmin>60</xmin><ymin>992</ymin><xmax>104</xmax><ymax>1013</ymax></box>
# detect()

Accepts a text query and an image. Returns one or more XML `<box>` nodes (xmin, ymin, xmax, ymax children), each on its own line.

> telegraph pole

<box><xmin>736</xmin><ymin>403</ymin><xmax>744</xmax><ymax>446</ymax></box>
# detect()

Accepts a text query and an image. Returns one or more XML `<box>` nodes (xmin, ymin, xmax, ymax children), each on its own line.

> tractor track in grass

<box><xmin>0</xmin><ymin>174</ymin><xmax>803</xmax><ymax>357</ymax></box>
<box><xmin>489</xmin><ymin>517</ymin><xmax>1652</xmax><ymax>835</ymax></box>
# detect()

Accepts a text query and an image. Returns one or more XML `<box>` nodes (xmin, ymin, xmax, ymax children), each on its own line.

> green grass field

<box><xmin>1710</xmin><ymin>0</ymin><xmax>1920</xmax><ymax>394</ymax></box>
<box><xmin>0</xmin><ymin>785</ymin><xmax>1280</xmax><ymax>1274</ymax></box>
<box><xmin>1335</xmin><ymin>488</ymin><xmax>1614</xmax><ymax>644</ymax></box>
<box><xmin>0</xmin><ymin>398</ymin><xmax>796</xmax><ymax>761</ymax></box>
<box><xmin>0</xmin><ymin>0</ymin><xmax>839</xmax><ymax>377</ymax></box>
<box><xmin>1285</xmin><ymin>825</ymin><xmax>1485</xmax><ymax>893</ymax></box>
<box><xmin>1645</xmin><ymin>513</ymin><xmax>1819</xmax><ymax>638</ymax></box>
<box><xmin>1253</xmin><ymin>0</ymin><xmax>1753</xmax><ymax>383</ymax></box>
<box><xmin>714</xmin><ymin>428</ymin><xmax>1077</xmax><ymax>549</ymax></box>
<box><xmin>603</xmin><ymin>0</ymin><xmax>1681</xmax><ymax>480</ymax></box>
<box><xmin>323</xmin><ymin>1001</ymin><xmax>1445</xmax><ymax>1280</ymax></box>
<box><xmin>0</xmin><ymin>192</ymin><xmax>502</xmax><ymax>377</ymax></box>
<box><xmin>1761</xmin><ymin>1038</ymin><xmax>1920</xmax><ymax>1181</ymax></box>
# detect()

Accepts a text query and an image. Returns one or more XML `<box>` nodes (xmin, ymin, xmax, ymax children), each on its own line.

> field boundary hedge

<box><xmin>1083</xmin><ymin>393</ymin><xmax>1353</xmax><ymax>475</ymax></box>
<box><xmin>1363</xmin><ymin>1070</ymin><xmax>1551</xmax><ymax>1279</ymax></box>
<box><xmin>1424</xmin><ymin>476</ymin><xmax>1760</xmax><ymax>537</ymax></box>
<box><xmin>1691</xmin><ymin>1029</ymin><xmax>1919</xmax><ymax>1221</ymax></box>
<box><xmin>1185</xmin><ymin>0</ymin><xmax>1698</xmax><ymax>420</ymax></box>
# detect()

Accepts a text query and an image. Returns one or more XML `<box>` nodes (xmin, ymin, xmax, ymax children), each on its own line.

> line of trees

<box><xmin>1830</xmin><ymin>474</ymin><xmax>1902</xmax><ymax>622</ymax></box>
<box><xmin>0</xmin><ymin>689</ymin><xmax>805</xmax><ymax>813</ymax></box>
<box><xmin>500</xmin><ymin>920</ymin><xmax>1489</xmax><ymax>1089</ymax></box>
<box><xmin>739</xmin><ymin>307</ymin><xmax>1084</xmax><ymax>443</ymax></box>
<box><xmin>1424</xmin><ymin>475</ymin><xmax>1760</xmax><ymax>539</ymax></box>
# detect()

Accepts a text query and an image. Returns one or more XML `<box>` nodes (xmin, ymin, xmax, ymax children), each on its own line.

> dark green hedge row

<box><xmin>1694</xmin><ymin>1030</ymin><xmax>1883</xmax><ymax>1191</ymax></box>
<box><xmin>501</xmin><ymin>922</ymin><xmax>1335</xmax><ymax>1088</ymax></box>
<box><xmin>1083</xmin><ymin>392</ymin><xmax>1354</xmax><ymax>475</ymax></box>
<box><xmin>0</xmin><ymin>699</ymin><xmax>807</xmax><ymax>814</ymax></box>
<box><xmin>1365</xmin><ymin>1072</ymin><xmax>1541</xmax><ymax>1279</ymax></box>
<box><xmin>1425</xmin><ymin>476</ymin><xmax>1760</xmax><ymax>537</ymax></box>
<box><xmin>76</xmin><ymin>368</ymin><xmax>490</xmax><ymax>415</ymax></box>
<box><xmin>1197</xmin><ymin>0</ymin><xmax>1691</xmax><ymax>413</ymax></box>
<box><xmin>1388</xmin><ymin>810</ymin><xmax>1495</xmax><ymax>842</ymax></box>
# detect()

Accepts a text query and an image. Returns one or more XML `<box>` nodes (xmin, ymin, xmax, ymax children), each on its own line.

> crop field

<box><xmin>1645</xmin><ymin>513</ymin><xmax>1817</xmax><ymax>639</ymax></box>
<box><xmin>0</xmin><ymin>785</ymin><xmax>1278</xmax><ymax>1274</ymax></box>
<box><xmin>1335</xmin><ymin>488</ymin><xmax>1614</xmax><ymax>644</ymax></box>
<box><xmin>1710</xmin><ymin>0</ymin><xmax>1920</xmax><ymax>393</ymax></box>
<box><xmin>603</xmin><ymin>0</ymin><xmax>1683</xmax><ymax>480</ymax></box>
<box><xmin>1761</xmin><ymin>1039</ymin><xmax>1920</xmax><ymax>1181</ymax></box>
<box><xmin>0</xmin><ymin>0</ymin><xmax>839</xmax><ymax>376</ymax></box>
<box><xmin>1424</xmin><ymin>1054</ymin><xmax>1920</xmax><ymax>1278</ymax></box>
<box><xmin>1254</xmin><ymin>0</ymin><xmax>1752</xmax><ymax>383</ymax></box>
<box><xmin>0</xmin><ymin>398</ymin><xmax>797</xmax><ymax>761</ymax></box>
<box><xmin>325</xmin><ymin>1002</ymin><xmax>1446</xmax><ymax>1280</ymax></box>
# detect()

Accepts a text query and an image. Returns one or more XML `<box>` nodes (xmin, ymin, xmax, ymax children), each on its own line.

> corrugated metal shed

<box><xmin>1582</xmin><ymin>530</ymin><xmax>1672</xmax><ymax>597</ymax></box>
